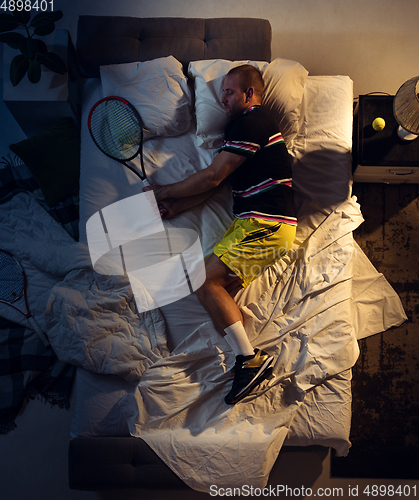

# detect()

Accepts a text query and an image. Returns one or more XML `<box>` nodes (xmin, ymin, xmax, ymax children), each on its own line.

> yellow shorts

<box><xmin>213</xmin><ymin>217</ymin><xmax>296</xmax><ymax>288</ymax></box>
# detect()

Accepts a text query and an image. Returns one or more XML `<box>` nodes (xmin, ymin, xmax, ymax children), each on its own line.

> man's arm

<box><xmin>158</xmin><ymin>187</ymin><xmax>220</xmax><ymax>218</ymax></box>
<box><xmin>143</xmin><ymin>151</ymin><xmax>246</xmax><ymax>202</ymax></box>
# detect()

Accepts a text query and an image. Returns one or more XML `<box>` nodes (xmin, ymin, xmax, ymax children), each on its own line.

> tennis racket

<box><xmin>0</xmin><ymin>249</ymin><xmax>50</xmax><ymax>347</ymax></box>
<box><xmin>88</xmin><ymin>96</ymin><xmax>149</xmax><ymax>186</ymax></box>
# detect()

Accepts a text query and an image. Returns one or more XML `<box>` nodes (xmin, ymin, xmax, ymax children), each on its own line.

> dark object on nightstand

<box><xmin>353</xmin><ymin>95</ymin><xmax>419</xmax><ymax>183</ymax></box>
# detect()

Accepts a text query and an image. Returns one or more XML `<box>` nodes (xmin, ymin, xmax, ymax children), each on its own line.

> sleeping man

<box><xmin>143</xmin><ymin>64</ymin><xmax>297</xmax><ymax>405</ymax></box>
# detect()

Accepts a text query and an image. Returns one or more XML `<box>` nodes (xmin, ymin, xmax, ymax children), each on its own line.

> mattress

<box><xmin>73</xmin><ymin>75</ymin><xmax>353</xmax><ymax>451</ymax></box>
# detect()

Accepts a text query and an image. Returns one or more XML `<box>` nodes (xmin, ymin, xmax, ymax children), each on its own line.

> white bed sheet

<box><xmin>71</xmin><ymin>74</ymin><xmax>406</xmax><ymax>490</ymax></box>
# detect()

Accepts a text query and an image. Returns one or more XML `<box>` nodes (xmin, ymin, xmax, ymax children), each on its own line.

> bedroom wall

<box><xmin>59</xmin><ymin>0</ymin><xmax>419</xmax><ymax>98</ymax></box>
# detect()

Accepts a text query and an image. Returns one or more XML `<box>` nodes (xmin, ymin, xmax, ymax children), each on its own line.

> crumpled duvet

<box><xmin>117</xmin><ymin>196</ymin><xmax>363</xmax><ymax>492</ymax></box>
<box><xmin>46</xmin><ymin>269</ymin><xmax>169</xmax><ymax>384</ymax></box>
<box><xmin>45</xmin><ymin>194</ymin><xmax>364</xmax><ymax>491</ymax></box>
<box><xmin>0</xmin><ymin>193</ymin><xmax>169</xmax><ymax>386</ymax></box>
<box><xmin>0</xmin><ymin>193</ymin><xmax>88</xmax><ymax>331</ymax></box>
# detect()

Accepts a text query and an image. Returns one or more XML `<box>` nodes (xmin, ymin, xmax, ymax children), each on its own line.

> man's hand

<box><xmin>142</xmin><ymin>183</ymin><xmax>169</xmax><ymax>202</ymax></box>
<box><xmin>156</xmin><ymin>186</ymin><xmax>224</xmax><ymax>219</ymax></box>
<box><xmin>157</xmin><ymin>199</ymin><xmax>180</xmax><ymax>219</ymax></box>
<box><xmin>142</xmin><ymin>185</ymin><xmax>184</xmax><ymax>218</ymax></box>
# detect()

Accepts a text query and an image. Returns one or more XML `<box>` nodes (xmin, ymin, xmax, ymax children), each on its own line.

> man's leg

<box><xmin>195</xmin><ymin>253</ymin><xmax>243</xmax><ymax>331</ymax></box>
<box><xmin>195</xmin><ymin>254</ymin><xmax>273</xmax><ymax>405</ymax></box>
<box><xmin>195</xmin><ymin>253</ymin><xmax>253</xmax><ymax>356</ymax></box>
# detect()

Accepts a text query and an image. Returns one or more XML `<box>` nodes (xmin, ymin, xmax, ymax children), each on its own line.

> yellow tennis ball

<box><xmin>372</xmin><ymin>117</ymin><xmax>386</xmax><ymax>131</ymax></box>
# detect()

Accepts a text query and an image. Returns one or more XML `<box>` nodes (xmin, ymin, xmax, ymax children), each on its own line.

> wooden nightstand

<box><xmin>2</xmin><ymin>29</ymin><xmax>81</xmax><ymax>138</ymax></box>
<box><xmin>353</xmin><ymin>95</ymin><xmax>419</xmax><ymax>183</ymax></box>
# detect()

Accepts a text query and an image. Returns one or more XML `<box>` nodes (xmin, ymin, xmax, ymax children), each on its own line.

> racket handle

<box><xmin>142</xmin><ymin>177</ymin><xmax>150</xmax><ymax>187</ymax></box>
<box><xmin>28</xmin><ymin>316</ymin><xmax>50</xmax><ymax>347</ymax></box>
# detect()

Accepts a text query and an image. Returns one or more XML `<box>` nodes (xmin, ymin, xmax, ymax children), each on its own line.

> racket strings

<box><xmin>90</xmin><ymin>100</ymin><xmax>143</xmax><ymax>160</ymax></box>
<box><xmin>0</xmin><ymin>252</ymin><xmax>24</xmax><ymax>302</ymax></box>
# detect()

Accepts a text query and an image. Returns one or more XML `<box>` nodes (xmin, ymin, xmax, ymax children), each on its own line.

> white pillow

<box><xmin>100</xmin><ymin>56</ymin><xmax>192</xmax><ymax>140</ymax></box>
<box><xmin>188</xmin><ymin>58</ymin><xmax>308</xmax><ymax>149</ymax></box>
<box><xmin>262</xmin><ymin>58</ymin><xmax>309</xmax><ymax>147</ymax></box>
<box><xmin>188</xmin><ymin>60</ymin><xmax>269</xmax><ymax>149</ymax></box>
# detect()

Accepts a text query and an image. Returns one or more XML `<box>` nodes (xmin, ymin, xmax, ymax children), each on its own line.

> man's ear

<box><xmin>245</xmin><ymin>87</ymin><xmax>254</xmax><ymax>102</ymax></box>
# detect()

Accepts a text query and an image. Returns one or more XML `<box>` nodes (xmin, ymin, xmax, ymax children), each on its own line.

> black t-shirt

<box><xmin>221</xmin><ymin>105</ymin><xmax>297</xmax><ymax>225</ymax></box>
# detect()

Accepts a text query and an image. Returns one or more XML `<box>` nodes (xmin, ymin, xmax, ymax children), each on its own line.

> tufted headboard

<box><xmin>76</xmin><ymin>16</ymin><xmax>272</xmax><ymax>77</ymax></box>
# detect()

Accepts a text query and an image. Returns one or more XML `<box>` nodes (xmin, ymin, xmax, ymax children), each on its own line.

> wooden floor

<box><xmin>333</xmin><ymin>182</ymin><xmax>419</xmax><ymax>479</ymax></box>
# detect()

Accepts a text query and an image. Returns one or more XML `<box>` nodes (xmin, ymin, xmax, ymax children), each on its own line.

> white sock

<box><xmin>223</xmin><ymin>321</ymin><xmax>254</xmax><ymax>357</ymax></box>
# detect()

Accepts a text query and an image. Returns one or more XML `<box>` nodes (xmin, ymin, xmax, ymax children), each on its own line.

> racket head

<box><xmin>0</xmin><ymin>249</ymin><xmax>25</xmax><ymax>303</ymax></box>
<box><xmin>88</xmin><ymin>96</ymin><xmax>144</xmax><ymax>164</ymax></box>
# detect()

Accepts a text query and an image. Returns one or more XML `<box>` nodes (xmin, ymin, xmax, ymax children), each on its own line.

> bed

<box><xmin>18</xmin><ymin>16</ymin><xmax>406</xmax><ymax>492</ymax></box>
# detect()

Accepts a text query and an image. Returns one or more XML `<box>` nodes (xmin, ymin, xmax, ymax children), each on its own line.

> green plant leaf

<box><xmin>30</xmin><ymin>11</ymin><xmax>63</xmax><ymax>28</ymax></box>
<box><xmin>34</xmin><ymin>23</ymin><xmax>55</xmax><ymax>37</ymax></box>
<box><xmin>10</xmin><ymin>54</ymin><xmax>29</xmax><ymax>86</ymax></box>
<box><xmin>0</xmin><ymin>32</ymin><xmax>25</xmax><ymax>49</ymax></box>
<box><xmin>38</xmin><ymin>51</ymin><xmax>66</xmax><ymax>75</ymax></box>
<box><xmin>27</xmin><ymin>59</ymin><xmax>41</xmax><ymax>83</ymax></box>
<box><xmin>36</xmin><ymin>39</ymin><xmax>48</xmax><ymax>54</ymax></box>
<box><xmin>12</xmin><ymin>10</ymin><xmax>31</xmax><ymax>25</ymax></box>
<box><xmin>0</xmin><ymin>14</ymin><xmax>20</xmax><ymax>33</ymax></box>
<box><xmin>18</xmin><ymin>37</ymin><xmax>38</xmax><ymax>59</ymax></box>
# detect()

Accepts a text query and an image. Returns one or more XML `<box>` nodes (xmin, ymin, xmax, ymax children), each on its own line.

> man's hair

<box><xmin>226</xmin><ymin>64</ymin><xmax>264</xmax><ymax>98</ymax></box>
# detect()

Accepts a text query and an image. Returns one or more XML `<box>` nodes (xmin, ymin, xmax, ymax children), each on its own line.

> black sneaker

<box><xmin>224</xmin><ymin>349</ymin><xmax>274</xmax><ymax>405</ymax></box>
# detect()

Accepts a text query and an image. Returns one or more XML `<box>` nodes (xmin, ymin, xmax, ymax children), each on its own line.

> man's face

<box><xmin>221</xmin><ymin>74</ymin><xmax>248</xmax><ymax>119</ymax></box>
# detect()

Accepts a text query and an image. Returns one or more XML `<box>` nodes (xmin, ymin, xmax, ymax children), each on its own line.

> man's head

<box><xmin>221</xmin><ymin>65</ymin><xmax>264</xmax><ymax>119</ymax></box>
